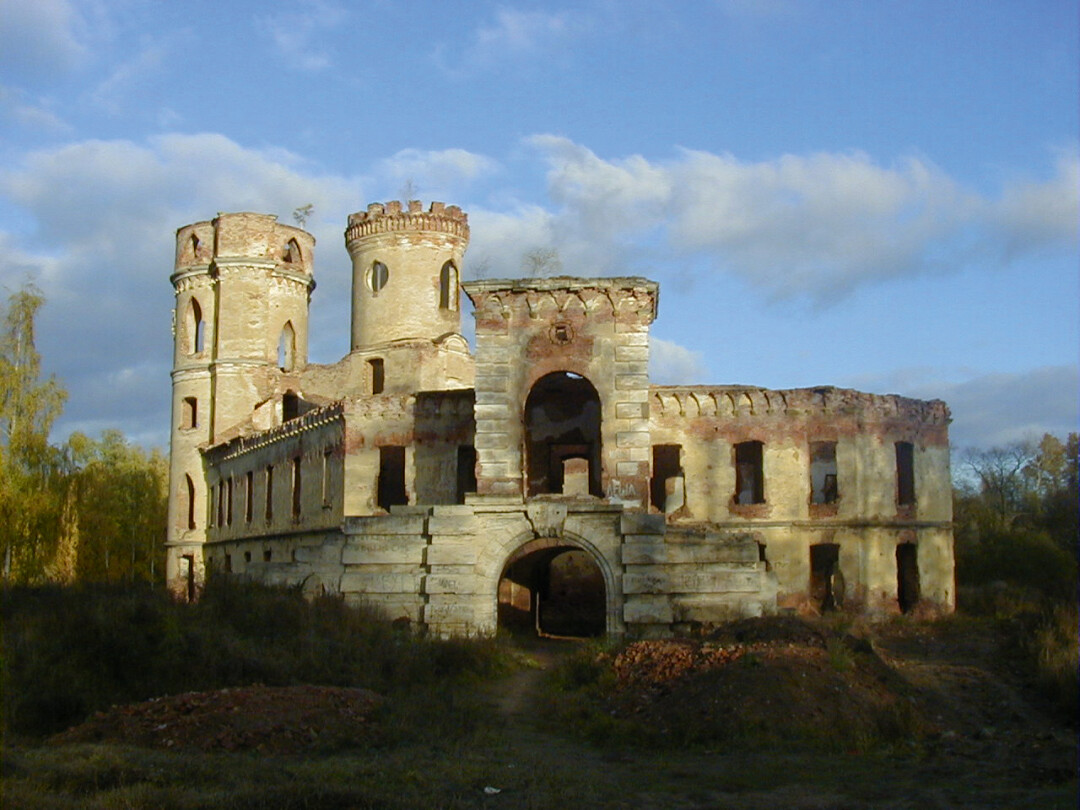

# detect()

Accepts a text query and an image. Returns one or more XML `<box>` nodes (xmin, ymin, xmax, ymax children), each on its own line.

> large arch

<box><xmin>524</xmin><ymin>372</ymin><xmax>602</xmax><ymax>497</ymax></box>
<box><xmin>494</xmin><ymin>532</ymin><xmax>620</xmax><ymax>637</ymax></box>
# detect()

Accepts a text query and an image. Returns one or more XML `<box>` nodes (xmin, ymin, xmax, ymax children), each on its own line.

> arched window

<box><xmin>183</xmin><ymin>474</ymin><xmax>196</xmax><ymax>530</ymax></box>
<box><xmin>187</xmin><ymin>298</ymin><xmax>205</xmax><ymax>355</ymax></box>
<box><xmin>284</xmin><ymin>238</ymin><xmax>301</xmax><ymax>264</ymax></box>
<box><xmin>369</xmin><ymin>261</ymin><xmax>389</xmax><ymax>294</ymax></box>
<box><xmin>524</xmin><ymin>372</ymin><xmax>602</xmax><ymax>497</ymax></box>
<box><xmin>278</xmin><ymin>322</ymin><xmax>296</xmax><ymax>371</ymax></box>
<box><xmin>439</xmin><ymin>261</ymin><xmax>458</xmax><ymax>310</ymax></box>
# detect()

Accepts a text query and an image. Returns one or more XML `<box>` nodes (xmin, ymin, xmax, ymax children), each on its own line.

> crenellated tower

<box><xmin>344</xmin><ymin>201</ymin><xmax>473</xmax><ymax>393</ymax></box>
<box><xmin>165</xmin><ymin>212</ymin><xmax>315</xmax><ymax>596</ymax></box>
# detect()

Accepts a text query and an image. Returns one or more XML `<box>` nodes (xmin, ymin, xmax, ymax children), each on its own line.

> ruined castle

<box><xmin>165</xmin><ymin>201</ymin><xmax>954</xmax><ymax>636</ymax></box>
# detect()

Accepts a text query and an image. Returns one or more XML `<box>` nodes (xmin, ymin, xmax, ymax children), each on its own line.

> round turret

<box><xmin>345</xmin><ymin>201</ymin><xmax>469</xmax><ymax>351</ymax></box>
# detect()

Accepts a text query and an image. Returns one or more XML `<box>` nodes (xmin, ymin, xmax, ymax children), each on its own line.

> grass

<box><xmin>1</xmin><ymin>579</ymin><xmax>511</xmax><ymax>740</ymax></box>
<box><xmin>2</xmin><ymin>583</ymin><xmax>1076</xmax><ymax>809</ymax></box>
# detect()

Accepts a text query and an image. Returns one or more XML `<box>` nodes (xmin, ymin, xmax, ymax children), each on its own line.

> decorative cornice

<box><xmin>207</xmin><ymin>402</ymin><xmax>345</xmax><ymax>462</ymax></box>
<box><xmin>649</xmin><ymin>385</ymin><xmax>950</xmax><ymax>424</ymax></box>
<box><xmin>345</xmin><ymin>200</ymin><xmax>469</xmax><ymax>244</ymax></box>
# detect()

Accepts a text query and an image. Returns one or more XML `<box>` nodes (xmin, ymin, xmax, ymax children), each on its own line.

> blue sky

<box><xmin>1</xmin><ymin>0</ymin><xmax>1076</xmax><ymax>450</ymax></box>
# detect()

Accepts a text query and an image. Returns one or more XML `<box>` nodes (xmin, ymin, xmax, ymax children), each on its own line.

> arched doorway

<box><xmin>497</xmin><ymin>537</ymin><xmax>607</xmax><ymax>637</ymax></box>
<box><xmin>524</xmin><ymin>372</ymin><xmax>602</xmax><ymax>497</ymax></box>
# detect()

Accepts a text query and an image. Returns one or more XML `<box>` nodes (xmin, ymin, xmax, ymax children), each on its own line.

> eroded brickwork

<box><xmin>167</xmin><ymin>202</ymin><xmax>954</xmax><ymax>635</ymax></box>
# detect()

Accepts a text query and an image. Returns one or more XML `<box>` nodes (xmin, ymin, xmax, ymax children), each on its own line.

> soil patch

<box><xmin>50</xmin><ymin>685</ymin><xmax>382</xmax><ymax>754</ymax></box>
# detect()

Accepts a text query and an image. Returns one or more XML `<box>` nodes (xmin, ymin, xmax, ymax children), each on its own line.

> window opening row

<box><xmin>206</xmin><ymin>450</ymin><xmax>335</xmax><ymax>529</ymax></box>
<box><xmin>649</xmin><ymin>440</ymin><xmax>917</xmax><ymax>511</ymax></box>
<box><xmin>363</xmin><ymin>260</ymin><xmax>459</xmax><ymax>310</ymax></box>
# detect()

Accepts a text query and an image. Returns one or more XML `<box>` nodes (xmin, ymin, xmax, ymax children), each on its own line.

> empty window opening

<box><xmin>895</xmin><ymin>441</ymin><xmax>916</xmax><ymax>506</ymax></box>
<box><xmin>456</xmin><ymin>445</ymin><xmax>477</xmax><ymax>504</ymax></box>
<box><xmin>225</xmin><ymin>478</ymin><xmax>233</xmax><ymax>526</ymax></box>
<box><xmin>734</xmin><ymin>441</ymin><xmax>765</xmax><ymax>505</ymax></box>
<box><xmin>368</xmin><ymin>358</ymin><xmax>385</xmax><ymax>394</ymax></box>
<box><xmin>498</xmin><ymin>543</ymin><xmax>606</xmax><ymax>638</ymax></box>
<box><xmin>650</xmin><ymin>444</ymin><xmax>683</xmax><ymax>513</ymax></box>
<box><xmin>525</xmin><ymin>372</ymin><xmax>603</xmax><ymax>497</ymax></box>
<box><xmin>265</xmin><ymin>465</ymin><xmax>274</xmax><ymax>522</ymax></box>
<box><xmin>278</xmin><ymin>322</ymin><xmax>296</xmax><ymax>371</ymax></box>
<box><xmin>183</xmin><ymin>474</ymin><xmax>196</xmax><ymax>530</ymax></box>
<box><xmin>284</xmin><ymin>238</ymin><xmax>301</xmax><ymax>264</ymax></box>
<box><xmin>369</xmin><ymin>261</ymin><xmax>389</xmax><ymax>294</ymax></box>
<box><xmin>181</xmin><ymin>555</ymin><xmax>196</xmax><ymax>602</ymax></box>
<box><xmin>757</xmin><ymin>541</ymin><xmax>771</xmax><ymax>571</ymax></box>
<box><xmin>263</xmin><ymin>548</ymin><xmax>272</xmax><ymax>563</ymax></box>
<box><xmin>282</xmin><ymin>391</ymin><xmax>301</xmax><ymax>421</ymax></box>
<box><xmin>244</xmin><ymin>551</ymin><xmax>251</xmax><ymax>563</ymax></box>
<box><xmin>208</xmin><ymin>486</ymin><xmax>216</xmax><ymax>527</ymax></box>
<box><xmin>810</xmin><ymin>543</ymin><xmax>843</xmax><ymax>612</ymax></box>
<box><xmin>896</xmin><ymin>543</ymin><xmax>921</xmax><ymax>613</ymax></box>
<box><xmin>187</xmin><ymin>298</ymin><xmax>205</xmax><ymax>355</ymax></box>
<box><xmin>217</xmin><ymin>480</ymin><xmax>225</xmax><ymax>527</ymax></box>
<box><xmin>224</xmin><ymin>554</ymin><xmax>232</xmax><ymax>573</ymax></box>
<box><xmin>439</xmin><ymin>261</ymin><xmax>458</xmax><ymax>310</ymax></box>
<box><xmin>245</xmin><ymin>471</ymin><xmax>254</xmax><ymax>522</ymax></box>
<box><xmin>321</xmin><ymin>449</ymin><xmax>333</xmax><ymax>507</ymax></box>
<box><xmin>291</xmin><ymin>457</ymin><xmax>302</xmax><ymax>519</ymax></box>
<box><xmin>810</xmin><ymin>442</ymin><xmax>839</xmax><ymax>504</ymax></box>
<box><xmin>181</xmin><ymin>396</ymin><xmax>198</xmax><ymax>430</ymax></box>
<box><xmin>190</xmin><ymin>233</ymin><xmax>201</xmax><ymax>260</ymax></box>
<box><xmin>377</xmin><ymin>446</ymin><xmax>407</xmax><ymax>510</ymax></box>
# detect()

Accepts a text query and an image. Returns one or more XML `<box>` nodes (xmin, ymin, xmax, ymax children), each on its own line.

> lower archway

<box><xmin>497</xmin><ymin>538</ymin><xmax>607</xmax><ymax>637</ymax></box>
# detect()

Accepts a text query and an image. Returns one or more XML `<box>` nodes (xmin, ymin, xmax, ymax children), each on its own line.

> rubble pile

<box><xmin>52</xmin><ymin>685</ymin><xmax>382</xmax><ymax>754</ymax></box>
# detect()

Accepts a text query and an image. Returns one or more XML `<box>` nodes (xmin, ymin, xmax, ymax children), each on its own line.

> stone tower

<box><xmin>165</xmin><ymin>213</ymin><xmax>315</xmax><ymax>596</ymax></box>
<box><xmin>344</xmin><ymin>201</ymin><xmax>473</xmax><ymax>393</ymax></box>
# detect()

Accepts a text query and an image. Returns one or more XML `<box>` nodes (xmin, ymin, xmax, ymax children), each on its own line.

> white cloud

<box><xmin>1</xmin><ymin>133</ymin><xmax>365</xmax><ymax>446</ymax></box>
<box><xmin>992</xmin><ymin>151</ymin><xmax>1080</xmax><ymax>257</ymax></box>
<box><xmin>649</xmin><ymin>337</ymin><xmax>707</xmax><ymax>385</ymax></box>
<box><xmin>846</xmin><ymin>365</ymin><xmax>1079</xmax><ymax>449</ymax></box>
<box><xmin>256</xmin><ymin>0</ymin><xmax>346</xmax><ymax>72</ymax></box>
<box><xmin>466</xmin><ymin>205</ymin><xmax>558</xmax><ymax>279</ymax></box>
<box><xmin>437</xmin><ymin>8</ymin><xmax>590</xmax><ymax>76</ymax></box>
<box><xmin>376</xmin><ymin>149</ymin><xmax>499</xmax><ymax>200</ymax></box>
<box><xmin>516</xmin><ymin>136</ymin><xmax>1078</xmax><ymax>302</ymax></box>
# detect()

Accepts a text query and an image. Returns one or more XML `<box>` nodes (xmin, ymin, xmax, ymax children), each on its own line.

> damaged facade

<box><xmin>166</xmin><ymin>202</ymin><xmax>954</xmax><ymax>636</ymax></box>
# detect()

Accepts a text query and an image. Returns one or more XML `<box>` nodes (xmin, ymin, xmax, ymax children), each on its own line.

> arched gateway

<box><xmin>496</xmin><ymin>533</ymin><xmax>619</xmax><ymax>637</ymax></box>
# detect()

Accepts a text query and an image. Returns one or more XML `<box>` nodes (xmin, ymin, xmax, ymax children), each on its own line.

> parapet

<box><xmin>344</xmin><ymin>200</ymin><xmax>469</xmax><ymax>243</ymax></box>
<box><xmin>650</xmin><ymin>385</ymin><xmax>951</xmax><ymax>425</ymax></box>
<box><xmin>174</xmin><ymin>213</ymin><xmax>315</xmax><ymax>276</ymax></box>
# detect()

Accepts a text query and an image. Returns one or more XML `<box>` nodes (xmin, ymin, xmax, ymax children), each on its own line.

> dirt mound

<box><xmin>51</xmin><ymin>685</ymin><xmax>382</xmax><ymax>754</ymax></box>
<box><xmin>603</xmin><ymin>632</ymin><xmax>925</xmax><ymax>749</ymax></box>
<box><xmin>702</xmin><ymin>615</ymin><xmax>827</xmax><ymax>646</ymax></box>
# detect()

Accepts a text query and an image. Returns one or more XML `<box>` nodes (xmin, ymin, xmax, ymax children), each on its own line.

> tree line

<box><xmin>0</xmin><ymin>286</ymin><xmax>167</xmax><ymax>585</ymax></box>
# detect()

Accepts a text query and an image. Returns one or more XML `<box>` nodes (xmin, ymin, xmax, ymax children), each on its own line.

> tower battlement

<box><xmin>345</xmin><ymin>200</ymin><xmax>469</xmax><ymax>243</ymax></box>
<box><xmin>174</xmin><ymin>212</ymin><xmax>315</xmax><ymax>277</ymax></box>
